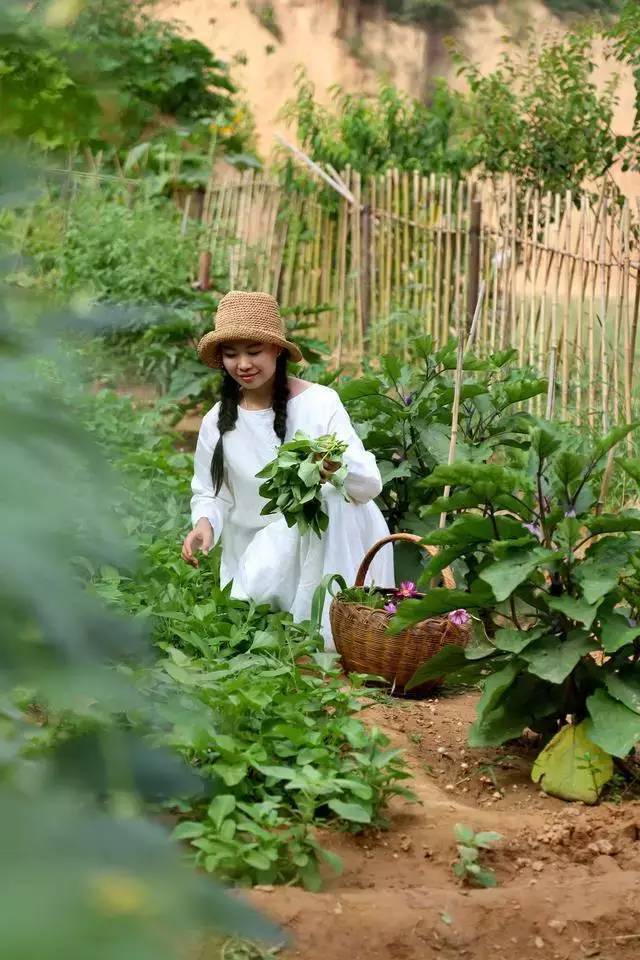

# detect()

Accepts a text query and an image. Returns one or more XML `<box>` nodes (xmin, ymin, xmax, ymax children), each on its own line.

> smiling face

<box><xmin>220</xmin><ymin>340</ymin><xmax>281</xmax><ymax>389</ymax></box>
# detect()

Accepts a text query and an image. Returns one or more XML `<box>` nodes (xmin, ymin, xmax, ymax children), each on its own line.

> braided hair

<box><xmin>211</xmin><ymin>352</ymin><xmax>290</xmax><ymax>495</ymax></box>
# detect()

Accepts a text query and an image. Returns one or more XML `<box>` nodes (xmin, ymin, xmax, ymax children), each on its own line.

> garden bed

<box><xmin>237</xmin><ymin>691</ymin><xmax>640</xmax><ymax>960</ymax></box>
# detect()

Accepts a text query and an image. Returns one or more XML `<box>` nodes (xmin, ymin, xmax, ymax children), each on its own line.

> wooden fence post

<box><xmin>467</xmin><ymin>192</ymin><xmax>482</xmax><ymax>334</ymax></box>
<box><xmin>360</xmin><ymin>202</ymin><xmax>371</xmax><ymax>339</ymax></box>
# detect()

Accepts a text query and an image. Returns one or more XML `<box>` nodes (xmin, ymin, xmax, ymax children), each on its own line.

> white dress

<box><xmin>190</xmin><ymin>383</ymin><xmax>394</xmax><ymax>647</ymax></box>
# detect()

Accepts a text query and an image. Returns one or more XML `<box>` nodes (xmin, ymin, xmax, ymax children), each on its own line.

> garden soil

<box><xmin>217</xmin><ymin>691</ymin><xmax>640</xmax><ymax>960</ymax></box>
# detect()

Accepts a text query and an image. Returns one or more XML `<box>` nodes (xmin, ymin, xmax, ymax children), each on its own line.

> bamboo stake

<box><xmin>560</xmin><ymin>190</ymin><xmax>573</xmax><ymax>418</ymax></box>
<box><xmin>575</xmin><ymin>196</ymin><xmax>588</xmax><ymax>425</ymax></box>
<box><xmin>622</xmin><ymin>201</ymin><xmax>633</xmax><ymax>447</ymax></box>
<box><xmin>439</xmin><ymin>281</ymin><xmax>486</xmax><ymax>529</ymax></box>
<box><xmin>335</xmin><ymin>194</ymin><xmax>349</xmax><ymax>366</ymax></box>
<box><xmin>599</xmin><ymin>200</ymin><xmax>610</xmax><ymax>434</ymax></box>
<box><xmin>435</xmin><ymin>176</ymin><xmax>445</xmax><ymax>345</ymax></box>
<box><xmin>369</xmin><ymin>176</ymin><xmax>378</xmax><ymax>353</ymax></box>
<box><xmin>443</xmin><ymin>176</ymin><xmax>453</xmax><ymax>341</ymax></box>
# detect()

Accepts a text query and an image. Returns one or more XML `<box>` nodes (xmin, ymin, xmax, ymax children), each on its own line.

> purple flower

<box><xmin>565</xmin><ymin>508</ymin><xmax>577</xmax><ymax>519</ymax></box>
<box><xmin>396</xmin><ymin>581</ymin><xmax>418</xmax><ymax>599</ymax></box>
<box><xmin>449</xmin><ymin>609</ymin><xmax>470</xmax><ymax>627</ymax></box>
<box><xmin>384</xmin><ymin>602</ymin><xmax>397</xmax><ymax>615</ymax></box>
<box><xmin>403</xmin><ymin>393</ymin><xmax>414</xmax><ymax>407</ymax></box>
<box><xmin>523</xmin><ymin>522</ymin><xmax>542</xmax><ymax>540</ymax></box>
<box><xmin>628</xmin><ymin>617</ymin><xmax>638</xmax><ymax>628</ymax></box>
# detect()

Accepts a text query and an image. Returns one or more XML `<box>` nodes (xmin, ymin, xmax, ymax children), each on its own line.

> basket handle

<box><xmin>355</xmin><ymin>532</ymin><xmax>456</xmax><ymax>591</ymax></box>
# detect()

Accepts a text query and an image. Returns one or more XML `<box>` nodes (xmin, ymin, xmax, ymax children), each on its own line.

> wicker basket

<box><xmin>330</xmin><ymin>532</ymin><xmax>470</xmax><ymax>696</ymax></box>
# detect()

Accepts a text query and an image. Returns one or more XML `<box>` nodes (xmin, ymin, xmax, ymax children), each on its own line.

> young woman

<box><xmin>181</xmin><ymin>290</ymin><xmax>393</xmax><ymax>646</ymax></box>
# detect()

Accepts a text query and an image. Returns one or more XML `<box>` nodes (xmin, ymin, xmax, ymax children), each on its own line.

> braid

<box><xmin>210</xmin><ymin>353</ymin><xmax>289</xmax><ymax>495</ymax></box>
<box><xmin>211</xmin><ymin>371</ymin><xmax>240</xmax><ymax>495</ymax></box>
<box><xmin>273</xmin><ymin>353</ymin><xmax>290</xmax><ymax>443</ymax></box>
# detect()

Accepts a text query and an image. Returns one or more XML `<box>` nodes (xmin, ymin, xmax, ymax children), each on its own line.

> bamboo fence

<box><xmin>53</xmin><ymin>164</ymin><xmax>640</xmax><ymax>429</ymax></box>
<box><xmin>188</xmin><ymin>169</ymin><xmax>640</xmax><ymax>430</ymax></box>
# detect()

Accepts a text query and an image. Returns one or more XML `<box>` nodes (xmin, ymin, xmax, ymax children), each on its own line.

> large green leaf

<box><xmin>574</xmin><ymin>536</ymin><xmax>640</xmax><ymax>604</ymax></box>
<box><xmin>339</xmin><ymin>377</ymin><xmax>386</xmax><ymax>402</ymax></box>
<box><xmin>423</xmin><ymin>461</ymin><xmax>528</xmax><ymax>495</ymax></box>
<box><xmin>600</xmin><ymin>612</ymin><xmax>640</xmax><ymax>654</ymax></box>
<box><xmin>479</xmin><ymin>548</ymin><xmax>556</xmax><ymax>602</ymax></box>
<box><xmin>521</xmin><ymin>631</ymin><xmax>594</xmax><ymax>683</ymax></box>
<box><xmin>422</xmin><ymin>491</ymin><xmax>485</xmax><ymax>515</ymax></box>
<box><xmin>426</xmin><ymin>515</ymin><xmax>526</xmax><ymax>548</ymax></box>
<box><xmin>492</xmin><ymin>626</ymin><xmax>545</xmax><ymax>654</ymax></box>
<box><xmin>470</xmin><ymin>661</ymin><xmax>520</xmax><ymax>737</ymax></box>
<box><xmin>592</xmin><ymin>423</ymin><xmax>639</xmax><ymax>464</ymax></box>
<box><xmin>618</xmin><ymin>457</ymin><xmax>640</xmax><ymax>485</ymax></box>
<box><xmin>605</xmin><ymin>669</ymin><xmax>640</xmax><ymax>714</ymax></box>
<box><xmin>546</xmin><ymin>594</ymin><xmax>600</xmax><ymax>628</ymax></box>
<box><xmin>327</xmin><ymin>799</ymin><xmax>372</xmax><ymax>824</ymax></box>
<box><xmin>405</xmin><ymin>644</ymin><xmax>471</xmax><ymax>691</ymax></box>
<box><xmin>586</xmin><ymin>689</ymin><xmax>640</xmax><ymax>757</ymax></box>
<box><xmin>469</xmin><ymin>673</ymin><xmax>563</xmax><ymax>747</ymax></box>
<box><xmin>554</xmin><ymin>450</ymin><xmax>587</xmax><ymax>486</ymax></box>
<box><xmin>531</xmin><ymin>722</ymin><xmax>613</xmax><ymax>804</ymax></box>
<box><xmin>585</xmin><ymin>511</ymin><xmax>640</xmax><ymax>535</ymax></box>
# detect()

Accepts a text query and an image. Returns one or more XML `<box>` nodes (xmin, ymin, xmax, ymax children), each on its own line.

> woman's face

<box><xmin>220</xmin><ymin>340</ymin><xmax>280</xmax><ymax>390</ymax></box>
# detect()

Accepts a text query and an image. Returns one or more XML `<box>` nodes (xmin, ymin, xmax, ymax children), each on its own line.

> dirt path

<box><xmin>238</xmin><ymin>692</ymin><xmax>640</xmax><ymax>960</ymax></box>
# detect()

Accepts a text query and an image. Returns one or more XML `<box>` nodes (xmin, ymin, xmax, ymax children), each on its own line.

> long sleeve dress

<box><xmin>190</xmin><ymin>382</ymin><xmax>394</xmax><ymax>646</ymax></box>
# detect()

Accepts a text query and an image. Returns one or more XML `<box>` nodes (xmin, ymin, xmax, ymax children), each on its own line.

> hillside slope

<box><xmin>156</xmin><ymin>0</ymin><xmax>637</xmax><ymax>191</ymax></box>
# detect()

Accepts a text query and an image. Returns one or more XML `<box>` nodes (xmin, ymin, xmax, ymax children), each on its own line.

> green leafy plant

<box><xmin>400</xmin><ymin>418</ymin><xmax>640</xmax><ymax>802</ymax></box>
<box><xmin>257</xmin><ymin>432</ymin><xmax>349</xmax><ymax>536</ymax></box>
<box><xmin>78</xmin><ymin>390</ymin><xmax>415</xmax><ymax>891</ymax></box>
<box><xmin>455</xmin><ymin>25</ymin><xmax>625</xmax><ymax>194</ymax></box>
<box><xmin>453</xmin><ymin>823</ymin><xmax>502</xmax><ymax>888</ymax></box>
<box><xmin>336</xmin><ymin>585</ymin><xmax>387</xmax><ymax>609</ymax></box>
<box><xmin>0</xmin><ymin>0</ymin><xmax>246</xmax><ymax>155</ymax></box>
<box><xmin>280</xmin><ymin>71</ymin><xmax>470</xmax><ymax>179</ymax></box>
<box><xmin>340</xmin><ymin>338</ymin><xmax>546</xmax><ymax>535</ymax></box>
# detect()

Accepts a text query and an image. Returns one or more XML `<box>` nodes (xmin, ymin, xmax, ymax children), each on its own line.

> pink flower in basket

<box><xmin>449</xmin><ymin>608</ymin><xmax>470</xmax><ymax>627</ymax></box>
<box><xmin>395</xmin><ymin>581</ymin><xmax>418</xmax><ymax>599</ymax></box>
<box><xmin>384</xmin><ymin>602</ymin><xmax>397</xmax><ymax>615</ymax></box>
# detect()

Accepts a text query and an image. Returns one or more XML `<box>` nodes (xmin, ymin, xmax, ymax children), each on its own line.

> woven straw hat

<box><xmin>197</xmin><ymin>291</ymin><xmax>302</xmax><ymax>369</ymax></box>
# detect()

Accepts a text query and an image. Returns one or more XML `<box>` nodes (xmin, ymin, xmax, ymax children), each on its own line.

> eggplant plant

<box><xmin>394</xmin><ymin>419</ymin><xmax>640</xmax><ymax>803</ymax></box>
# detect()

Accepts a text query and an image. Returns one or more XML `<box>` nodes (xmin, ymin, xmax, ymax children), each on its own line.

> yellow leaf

<box><xmin>531</xmin><ymin>721</ymin><xmax>613</xmax><ymax>804</ymax></box>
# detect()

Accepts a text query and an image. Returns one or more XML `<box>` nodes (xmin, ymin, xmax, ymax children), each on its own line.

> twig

<box><xmin>273</xmin><ymin>133</ymin><xmax>356</xmax><ymax>205</ymax></box>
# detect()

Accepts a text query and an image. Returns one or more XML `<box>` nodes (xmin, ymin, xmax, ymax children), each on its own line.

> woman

<box><xmin>181</xmin><ymin>290</ymin><xmax>393</xmax><ymax>646</ymax></box>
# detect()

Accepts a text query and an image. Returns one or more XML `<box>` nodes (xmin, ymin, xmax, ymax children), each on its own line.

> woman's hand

<box><xmin>315</xmin><ymin>454</ymin><xmax>340</xmax><ymax>483</ymax></box>
<box><xmin>181</xmin><ymin>518</ymin><xmax>213</xmax><ymax>567</ymax></box>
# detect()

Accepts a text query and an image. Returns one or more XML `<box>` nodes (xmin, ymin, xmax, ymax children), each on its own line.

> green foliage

<box><xmin>376</xmin><ymin>0</ymin><xmax>619</xmax><ymax>31</ymax></box>
<box><xmin>281</xmin><ymin>71</ymin><xmax>471</xmax><ymax>178</ymax></box>
<box><xmin>337</xmin><ymin>586</ymin><xmax>387</xmax><ymax>609</ymax></box>
<box><xmin>0</xmin><ymin>291</ymin><xmax>276</xmax><ymax>953</ymax></box>
<box><xmin>455</xmin><ymin>26</ymin><xmax>625</xmax><ymax>194</ymax></box>
<box><xmin>0</xmin><ymin>0</ymin><xmax>244</xmax><ymax>154</ymax></box>
<box><xmin>257</xmin><ymin>432</ymin><xmax>349</xmax><ymax>536</ymax></box>
<box><xmin>83</xmin><ymin>391</ymin><xmax>414</xmax><ymax>890</ymax></box>
<box><xmin>339</xmin><ymin>338</ymin><xmax>546</xmax><ymax>535</ymax></box>
<box><xmin>401</xmin><ymin>418</ymin><xmax>640</xmax><ymax>799</ymax></box>
<box><xmin>452</xmin><ymin>823</ymin><xmax>502</xmax><ymax>888</ymax></box>
<box><xmin>609</xmin><ymin>0</ymin><xmax>640</xmax><ymax>169</ymax></box>
<box><xmin>58</xmin><ymin>190</ymin><xmax>200</xmax><ymax>304</ymax></box>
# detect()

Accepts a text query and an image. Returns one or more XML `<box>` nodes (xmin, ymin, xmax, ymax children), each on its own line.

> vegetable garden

<box><xmin>4</xmin><ymin>2</ymin><xmax>640</xmax><ymax>959</ymax></box>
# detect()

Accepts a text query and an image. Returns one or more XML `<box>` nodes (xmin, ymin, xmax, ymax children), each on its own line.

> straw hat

<box><xmin>197</xmin><ymin>291</ymin><xmax>302</xmax><ymax>369</ymax></box>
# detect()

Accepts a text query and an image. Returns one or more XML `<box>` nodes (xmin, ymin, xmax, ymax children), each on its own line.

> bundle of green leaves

<box><xmin>257</xmin><ymin>432</ymin><xmax>348</xmax><ymax>536</ymax></box>
<box><xmin>340</xmin><ymin>337</ymin><xmax>547</xmax><ymax>535</ymax></box>
<box><xmin>393</xmin><ymin>419</ymin><xmax>640</xmax><ymax>803</ymax></box>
